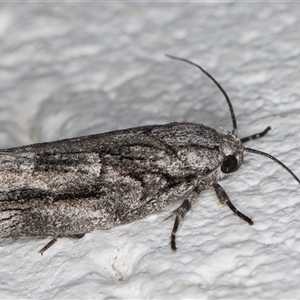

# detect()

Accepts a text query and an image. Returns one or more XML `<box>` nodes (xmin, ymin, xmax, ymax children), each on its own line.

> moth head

<box><xmin>220</xmin><ymin>134</ymin><xmax>244</xmax><ymax>175</ymax></box>
<box><xmin>166</xmin><ymin>54</ymin><xmax>300</xmax><ymax>188</ymax></box>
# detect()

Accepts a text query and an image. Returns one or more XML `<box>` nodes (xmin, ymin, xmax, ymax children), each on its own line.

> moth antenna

<box><xmin>166</xmin><ymin>54</ymin><xmax>238</xmax><ymax>137</ymax></box>
<box><xmin>245</xmin><ymin>147</ymin><xmax>300</xmax><ymax>185</ymax></box>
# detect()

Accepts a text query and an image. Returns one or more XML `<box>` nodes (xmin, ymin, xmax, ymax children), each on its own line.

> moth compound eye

<box><xmin>221</xmin><ymin>155</ymin><xmax>238</xmax><ymax>173</ymax></box>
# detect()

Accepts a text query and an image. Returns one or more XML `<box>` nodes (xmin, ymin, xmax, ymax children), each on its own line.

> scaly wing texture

<box><xmin>0</xmin><ymin>123</ymin><xmax>221</xmax><ymax>236</ymax></box>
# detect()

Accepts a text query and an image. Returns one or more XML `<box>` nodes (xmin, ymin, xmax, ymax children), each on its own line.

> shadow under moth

<box><xmin>1</xmin><ymin>55</ymin><xmax>299</xmax><ymax>255</ymax></box>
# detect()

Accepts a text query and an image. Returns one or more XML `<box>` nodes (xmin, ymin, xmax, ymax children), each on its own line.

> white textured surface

<box><xmin>1</xmin><ymin>3</ymin><xmax>300</xmax><ymax>299</ymax></box>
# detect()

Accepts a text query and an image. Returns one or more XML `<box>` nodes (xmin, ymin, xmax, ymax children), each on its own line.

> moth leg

<box><xmin>213</xmin><ymin>182</ymin><xmax>253</xmax><ymax>225</ymax></box>
<box><xmin>38</xmin><ymin>237</ymin><xmax>59</xmax><ymax>256</ymax></box>
<box><xmin>38</xmin><ymin>234</ymin><xmax>85</xmax><ymax>255</ymax></box>
<box><xmin>167</xmin><ymin>188</ymin><xmax>201</xmax><ymax>251</ymax></box>
<box><xmin>241</xmin><ymin>126</ymin><xmax>271</xmax><ymax>143</ymax></box>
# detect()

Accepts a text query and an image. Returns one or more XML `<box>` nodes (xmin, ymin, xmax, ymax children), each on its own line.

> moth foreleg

<box><xmin>213</xmin><ymin>182</ymin><xmax>253</xmax><ymax>225</ymax></box>
<box><xmin>166</xmin><ymin>188</ymin><xmax>201</xmax><ymax>251</ymax></box>
<box><xmin>241</xmin><ymin>126</ymin><xmax>271</xmax><ymax>143</ymax></box>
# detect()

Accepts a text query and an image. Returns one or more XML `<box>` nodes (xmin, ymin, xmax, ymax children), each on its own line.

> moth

<box><xmin>0</xmin><ymin>55</ymin><xmax>299</xmax><ymax>255</ymax></box>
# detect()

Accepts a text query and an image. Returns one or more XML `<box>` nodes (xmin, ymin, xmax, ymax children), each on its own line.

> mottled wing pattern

<box><xmin>0</xmin><ymin>123</ymin><xmax>222</xmax><ymax>237</ymax></box>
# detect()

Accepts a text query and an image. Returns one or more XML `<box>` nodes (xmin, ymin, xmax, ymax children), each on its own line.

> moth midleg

<box><xmin>213</xmin><ymin>182</ymin><xmax>253</xmax><ymax>225</ymax></box>
<box><xmin>241</xmin><ymin>126</ymin><xmax>271</xmax><ymax>143</ymax></box>
<box><xmin>169</xmin><ymin>188</ymin><xmax>201</xmax><ymax>251</ymax></box>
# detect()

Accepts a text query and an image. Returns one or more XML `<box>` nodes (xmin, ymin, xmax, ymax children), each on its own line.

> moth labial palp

<box><xmin>0</xmin><ymin>55</ymin><xmax>299</xmax><ymax>255</ymax></box>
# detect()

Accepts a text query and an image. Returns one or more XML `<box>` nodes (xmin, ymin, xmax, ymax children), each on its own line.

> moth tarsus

<box><xmin>213</xmin><ymin>182</ymin><xmax>254</xmax><ymax>226</ymax></box>
<box><xmin>38</xmin><ymin>238</ymin><xmax>58</xmax><ymax>256</ymax></box>
<box><xmin>38</xmin><ymin>234</ymin><xmax>84</xmax><ymax>255</ymax></box>
<box><xmin>240</xmin><ymin>126</ymin><xmax>272</xmax><ymax>143</ymax></box>
<box><xmin>169</xmin><ymin>191</ymin><xmax>199</xmax><ymax>251</ymax></box>
<box><xmin>0</xmin><ymin>56</ymin><xmax>299</xmax><ymax>254</ymax></box>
